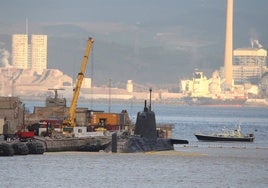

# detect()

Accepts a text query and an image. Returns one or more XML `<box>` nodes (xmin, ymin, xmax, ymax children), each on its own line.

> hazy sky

<box><xmin>1</xmin><ymin>0</ymin><xmax>267</xmax><ymax>45</ymax></box>
<box><xmin>1</xmin><ymin>0</ymin><xmax>268</xmax><ymax>85</ymax></box>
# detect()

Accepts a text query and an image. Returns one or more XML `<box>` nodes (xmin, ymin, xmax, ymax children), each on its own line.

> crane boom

<box><xmin>63</xmin><ymin>37</ymin><xmax>94</xmax><ymax>128</ymax></box>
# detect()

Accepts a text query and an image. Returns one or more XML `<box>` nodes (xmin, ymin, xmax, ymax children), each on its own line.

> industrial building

<box><xmin>233</xmin><ymin>48</ymin><xmax>267</xmax><ymax>84</ymax></box>
<box><xmin>0</xmin><ymin>97</ymin><xmax>24</xmax><ymax>138</ymax></box>
<box><xmin>222</xmin><ymin>0</ymin><xmax>267</xmax><ymax>87</ymax></box>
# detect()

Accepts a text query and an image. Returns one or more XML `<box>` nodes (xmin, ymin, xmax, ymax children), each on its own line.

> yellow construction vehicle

<box><xmin>63</xmin><ymin>37</ymin><xmax>94</xmax><ymax>131</ymax></box>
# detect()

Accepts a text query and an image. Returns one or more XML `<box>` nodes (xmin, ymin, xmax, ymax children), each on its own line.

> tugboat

<box><xmin>194</xmin><ymin>125</ymin><xmax>254</xmax><ymax>142</ymax></box>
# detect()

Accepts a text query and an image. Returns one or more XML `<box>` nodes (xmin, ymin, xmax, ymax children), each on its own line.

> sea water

<box><xmin>1</xmin><ymin>102</ymin><xmax>267</xmax><ymax>187</ymax></box>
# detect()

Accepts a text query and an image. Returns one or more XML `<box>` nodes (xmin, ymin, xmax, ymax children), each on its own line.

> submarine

<box><xmin>109</xmin><ymin>88</ymin><xmax>188</xmax><ymax>153</ymax></box>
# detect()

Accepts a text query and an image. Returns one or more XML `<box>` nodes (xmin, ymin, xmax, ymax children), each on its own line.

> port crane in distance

<box><xmin>62</xmin><ymin>37</ymin><xmax>94</xmax><ymax>132</ymax></box>
<box><xmin>48</xmin><ymin>88</ymin><xmax>65</xmax><ymax>100</ymax></box>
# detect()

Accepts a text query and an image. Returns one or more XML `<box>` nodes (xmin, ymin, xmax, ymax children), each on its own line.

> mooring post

<box><xmin>112</xmin><ymin>132</ymin><xmax>117</xmax><ymax>153</ymax></box>
<box><xmin>149</xmin><ymin>88</ymin><xmax>152</xmax><ymax>111</ymax></box>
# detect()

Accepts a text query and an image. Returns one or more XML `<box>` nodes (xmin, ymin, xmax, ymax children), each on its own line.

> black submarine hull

<box><xmin>108</xmin><ymin>97</ymin><xmax>188</xmax><ymax>153</ymax></box>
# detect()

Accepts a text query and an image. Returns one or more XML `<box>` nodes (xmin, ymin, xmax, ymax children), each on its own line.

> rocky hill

<box><xmin>0</xmin><ymin>68</ymin><xmax>72</xmax><ymax>97</ymax></box>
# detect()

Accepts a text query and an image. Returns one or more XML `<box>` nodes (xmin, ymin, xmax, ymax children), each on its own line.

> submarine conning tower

<box><xmin>134</xmin><ymin>88</ymin><xmax>157</xmax><ymax>140</ymax></box>
<box><xmin>108</xmin><ymin>88</ymin><xmax>188</xmax><ymax>153</ymax></box>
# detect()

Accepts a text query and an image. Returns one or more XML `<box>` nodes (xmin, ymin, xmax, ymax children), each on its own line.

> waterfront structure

<box><xmin>0</xmin><ymin>97</ymin><xmax>24</xmax><ymax>137</ymax></box>
<box><xmin>12</xmin><ymin>34</ymin><xmax>28</xmax><ymax>69</ymax></box>
<box><xmin>233</xmin><ymin>48</ymin><xmax>267</xmax><ymax>84</ymax></box>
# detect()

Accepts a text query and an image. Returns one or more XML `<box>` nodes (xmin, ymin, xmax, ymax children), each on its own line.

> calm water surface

<box><xmin>1</xmin><ymin>102</ymin><xmax>266</xmax><ymax>187</ymax></box>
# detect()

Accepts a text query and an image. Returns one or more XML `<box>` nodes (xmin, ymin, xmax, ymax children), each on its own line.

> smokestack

<box><xmin>224</xmin><ymin>0</ymin><xmax>233</xmax><ymax>89</ymax></box>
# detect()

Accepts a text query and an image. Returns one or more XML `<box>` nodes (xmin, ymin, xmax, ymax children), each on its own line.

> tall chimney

<box><xmin>224</xmin><ymin>0</ymin><xmax>233</xmax><ymax>89</ymax></box>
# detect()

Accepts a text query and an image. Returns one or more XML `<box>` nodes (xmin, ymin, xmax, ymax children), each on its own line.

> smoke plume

<box><xmin>0</xmin><ymin>48</ymin><xmax>12</xmax><ymax>67</ymax></box>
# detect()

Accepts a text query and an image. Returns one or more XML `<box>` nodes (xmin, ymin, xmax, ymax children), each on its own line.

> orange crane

<box><xmin>63</xmin><ymin>37</ymin><xmax>94</xmax><ymax>130</ymax></box>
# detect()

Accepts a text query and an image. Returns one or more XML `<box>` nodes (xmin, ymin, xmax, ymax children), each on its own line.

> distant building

<box><xmin>12</xmin><ymin>34</ymin><xmax>28</xmax><ymax>69</ymax></box>
<box><xmin>219</xmin><ymin>48</ymin><xmax>267</xmax><ymax>85</ymax></box>
<box><xmin>126</xmin><ymin>80</ymin><xmax>133</xmax><ymax>93</ymax></box>
<box><xmin>31</xmin><ymin>35</ymin><xmax>47</xmax><ymax>74</ymax></box>
<box><xmin>233</xmin><ymin>48</ymin><xmax>267</xmax><ymax>84</ymax></box>
<box><xmin>81</xmin><ymin>77</ymin><xmax>91</xmax><ymax>88</ymax></box>
<box><xmin>12</xmin><ymin>34</ymin><xmax>47</xmax><ymax>74</ymax></box>
<box><xmin>0</xmin><ymin>97</ymin><xmax>24</xmax><ymax>137</ymax></box>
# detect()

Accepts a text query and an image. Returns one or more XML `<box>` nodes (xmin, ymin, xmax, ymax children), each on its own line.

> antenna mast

<box><xmin>26</xmin><ymin>18</ymin><xmax>28</xmax><ymax>35</ymax></box>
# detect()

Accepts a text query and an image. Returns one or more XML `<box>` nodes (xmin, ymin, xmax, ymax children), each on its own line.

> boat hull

<box><xmin>194</xmin><ymin>134</ymin><xmax>254</xmax><ymax>142</ymax></box>
<box><xmin>183</xmin><ymin>97</ymin><xmax>246</xmax><ymax>106</ymax></box>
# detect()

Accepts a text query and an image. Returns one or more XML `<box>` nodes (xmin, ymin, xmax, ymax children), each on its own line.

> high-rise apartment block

<box><xmin>12</xmin><ymin>34</ymin><xmax>47</xmax><ymax>74</ymax></box>
<box><xmin>12</xmin><ymin>34</ymin><xmax>28</xmax><ymax>69</ymax></box>
<box><xmin>31</xmin><ymin>35</ymin><xmax>47</xmax><ymax>74</ymax></box>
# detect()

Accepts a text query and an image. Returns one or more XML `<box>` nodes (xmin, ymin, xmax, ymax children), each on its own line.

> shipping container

<box><xmin>89</xmin><ymin>111</ymin><xmax>131</xmax><ymax>131</ymax></box>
